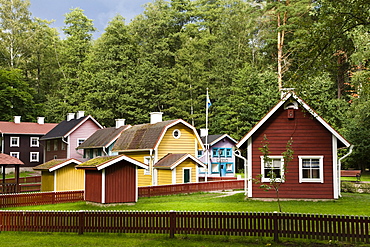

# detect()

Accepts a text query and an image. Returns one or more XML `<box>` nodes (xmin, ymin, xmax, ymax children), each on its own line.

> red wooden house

<box><xmin>76</xmin><ymin>155</ymin><xmax>148</xmax><ymax>204</ymax></box>
<box><xmin>236</xmin><ymin>92</ymin><xmax>351</xmax><ymax>199</ymax></box>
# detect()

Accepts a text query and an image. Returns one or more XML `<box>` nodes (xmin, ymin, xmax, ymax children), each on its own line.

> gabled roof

<box><xmin>112</xmin><ymin>119</ymin><xmax>204</xmax><ymax>152</ymax></box>
<box><xmin>153</xmin><ymin>153</ymin><xmax>206</xmax><ymax>170</ymax></box>
<box><xmin>201</xmin><ymin>134</ymin><xmax>237</xmax><ymax>146</ymax></box>
<box><xmin>236</xmin><ymin>91</ymin><xmax>351</xmax><ymax>149</ymax></box>
<box><xmin>0</xmin><ymin>153</ymin><xmax>24</xmax><ymax>165</ymax></box>
<box><xmin>75</xmin><ymin>154</ymin><xmax>148</xmax><ymax>170</ymax></box>
<box><xmin>33</xmin><ymin>158</ymin><xmax>82</xmax><ymax>172</ymax></box>
<box><xmin>0</xmin><ymin>121</ymin><xmax>57</xmax><ymax>135</ymax></box>
<box><xmin>40</xmin><ymin>115</ymin><xmax>103</xmax><ymax>140</ymax></box>
<box><xmin>77</xmin><ymin>125</ymin><xmax>130</xmax><ymax>149</ymax></box>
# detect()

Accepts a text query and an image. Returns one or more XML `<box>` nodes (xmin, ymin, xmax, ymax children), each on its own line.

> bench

<box><xmin>341</xmin><ymin>170</ymin><xmax>361</xmax><ymax>182</ymax></box>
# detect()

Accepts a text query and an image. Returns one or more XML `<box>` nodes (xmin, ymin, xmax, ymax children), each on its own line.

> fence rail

<box><xmin>0</xmin><ymin>210</ymin><xmax>368</xmax><ymax>243</ymax></box>
<box><xmin>5</xmin><ymin>176</ymin><xmax>41</xmax><ymax>184</ymax></box>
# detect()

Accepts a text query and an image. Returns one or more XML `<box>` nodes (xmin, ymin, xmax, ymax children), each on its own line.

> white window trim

<box><xmin>260</xmin><ymin>156</ymin><xmax>284</xmax><ymax>183</ymax></box>
<box><xmin>10</xmin><ymin>137</ymin><xmax>19</xmax><ymax>147</ymax></box>
<box><xmin>172</xmin><ymin>129</ymin><xmax>181</xmax><ymax>139</ymax></box>
<box><xmin>144</xmin><ymin>156</ymin><xmax>151</xmax><ymax>175</ymax></box>
<box><xmin>299</xmin><ymin>156</ymin><xmax>324</xmax><ymax>183</ymax></box>
<box><xmin>30</xmin><ymin>137</ymin><xmax>39</xmax><ymax>147</ymax></box>
<box><xmin>10</xmin><ymin>152</ymin><xmax>20</xmax><ymax>159</ymax></box>
<box><xmin>30</xmin><ymin>152</ymin><xmax>39</xmax><ymax>162</ymax></box>
<box><xmin>77</xmin><ymin>138</ymin><xmax>85</xmax><ymax>147</ymax></box>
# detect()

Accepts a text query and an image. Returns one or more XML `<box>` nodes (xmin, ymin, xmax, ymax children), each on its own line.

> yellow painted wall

<box><xmin>157</xmin><ymin>123</ymin><xmax>200</xmax><ymax>159</ymax></box>
<box><xmin>41</xmin><ymin>171</ymin><xmax>54</xmax><ymax>191</ymax></box>
<box><xmin>175</xmin><ymin>159</ymin><xmax>198</xmax><ymax>184</ymax></box>
<box><xmin>157</xmin><ymin>169</ymin><xmax>172</xmax><ymax>185</ymax></box>
<box><xmin>55</xmin><ymin>164</ymin><xmax>84</xmax><ymax>191</ymax></box>
<box><xmin>122</xmin><ymin>151</ymin><xmax>152</xmax><ymax>187</ymax></box>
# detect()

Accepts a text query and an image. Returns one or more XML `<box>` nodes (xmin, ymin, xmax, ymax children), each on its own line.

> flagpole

<box><xmin>205</xmin><ymin>88</ymin><xmax>209</xmax><ymax>182</ymax></box>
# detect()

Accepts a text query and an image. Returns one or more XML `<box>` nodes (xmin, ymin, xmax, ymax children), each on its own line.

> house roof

<box><xmin>77</xmin><ymin>125</ymin><xmax>130</xmax><ymax>149</ymax></box>
<box><xmin>154</xmin><ymin>153</ymin><xmax>206</xmax><ymax>170</ymax></box>
<box><xmin>236</xmin><ymin>91</ymin><xmax>351</xmax><ymax>149</ymax></box>
<box><xmin>75</xmin><ymin>154</ymin><xmax>148</xmax><ymax>171</ymax></box>
<box><xmin>33</xmin><ymin>158</ymin><xmax>82</xmax><ymax>172</ymax></box>
<box><xmin>0</xmin><ymin>121</ymin><xmax>57</xmax><ymax>135</ymax></box>
<box><xmin>0</xmin><ymin>153</ymin><xmax>24</xmax><ymax>165</ymax></box>
<box><xmin>112</xmin><ymin>119</ymin><xmax>204</xmax><ymax>152</ymax></box>
<box><xmin>201</xmin><ymin>134</ymin><xmax>237</xmax><ymax>146</ymax></box>
<box><xmin>40</xmin><ymin>115</ymin><xmax>103</xmax><ymax>140</ymax></box>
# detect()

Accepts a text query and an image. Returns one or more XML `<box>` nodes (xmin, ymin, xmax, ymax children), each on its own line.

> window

<box><xmin>211</xmin><ymin>163</ymin><xmax>219</xmax><ymax>173</ymax></box>
<box><xmin>197</xmin><ymin>150</ymin><xmax>203</xmax><ymax>157</ymax></box>
<box><xmin>172</xmin><ymin>129</ymin><xmax>181</xmax><ymax>139</ymax></box>
<box><xmin>30</xmin><ymin>152</ymin><xmax>39</xmax><ymax>162</ymax></box>
<box><xmin>53</xmin><ymin>140</ymin><xmax>58</xmax><ymax>151</ymax></box>
<box><xmin>30</xmin><ymin>137</ymin><xmax>39</xmax><ymax>147</ymax></box>
<box><xmin>299</xmin><ymin>156</ymin><xmax>324</xmax><ymax>183</ymax></box>
<box><xmin>10</xmin><ymin>152</ymin><xmax>19</xmax><ymax>159</ymax></box>
<box><xmin>226</xmin><ymin>148</ymin><xmax>232</xmax><ymax>158</ymax></box>
<box><xmin>10</xmin><ymin>137</ymin><xmax>19</xmax><ymax>147</ymax></box>
<box><xmin>46</xmin><ymin>141</ymin><xmax>50</xmax><ymax>151</ymax></box>
<box><xmin>77</xmin><ymin>138</ymin><xmax>85</xmax><ymax>147</ymax></box>
<box><xmin>260</xmin><ymin>156</ymin><xmax>284</xmax><ymax>183</ymax></box>
<box><xmin>144</xmin><ymin>156</ymin><xmax>151</xmax><ymax>175</ymax></box>
<box><xmin>226</xmin><ymin>163</ymin><xmax>233</xmax><ymax>172</ymax></box>
<box><xmin>61</xmin><ymin>141</ymin><xmax>66</xmax><ymax>150</ymax></box>
<box><xmin>212</xmin><ymin>148</ymin><xmax>226</xmax><ymax>157</ymax></box>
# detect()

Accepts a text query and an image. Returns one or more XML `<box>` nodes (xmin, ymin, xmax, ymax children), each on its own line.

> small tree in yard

<box><xmin>256</xmin><ymin>135</ymin><xmax>294</xmax><ymax>212</ymax></box>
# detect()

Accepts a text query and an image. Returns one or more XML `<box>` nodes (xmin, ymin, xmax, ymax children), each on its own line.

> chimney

<box><xmin>115</xmin><ymin>119</ymin><xmax>126</xmax><ymax>128</ymax></box>
<box><xmin>67</xmin><ymin>113</ymin><xmax>75</xmax><ymax>121</ymax></box>
<box><xmin>200</xmin><ymin>128</ymin><xmax>208</xmax><ymax>137</ymax></box>
<box><xmin>150</xmin><ymin>112</ymin><xmax>163</xmax><ymax>124</ymax></box>
<box><xmin>37</xmin><ymin>117</ymin><xmax>45</xmax><ymax>125</ymax></box>
<box><xmin>14</xmin><ymin>116</ymin><xmax>21</xmax><ymax>124</ymax></box>
<box><xmin>76</xmin><ymin>111</ymin><xmax>85</xmax><ymax>119</ymax></box>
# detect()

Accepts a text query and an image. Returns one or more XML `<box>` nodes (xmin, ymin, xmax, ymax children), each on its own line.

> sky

<box><xmin>29</xmin><ymin>0</ymin><xmax>152</xmax><ymax>38</ymax></box>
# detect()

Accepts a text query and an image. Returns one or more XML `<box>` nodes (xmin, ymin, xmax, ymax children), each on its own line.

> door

<box><xmin>183</xmin><ymin>168</ymin><xmax>191</xmax><ymax>183</ymax></box>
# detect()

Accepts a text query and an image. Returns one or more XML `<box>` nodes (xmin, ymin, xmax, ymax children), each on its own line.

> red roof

<box><xmin>0</xmin><ymin>153</ymin><xmax>24</xmax><ymax>165</ymax></box>
<box><xmin>0</xmin><ymin>121</ymin><xmax>57</xmax><ymax>135</ymax></box>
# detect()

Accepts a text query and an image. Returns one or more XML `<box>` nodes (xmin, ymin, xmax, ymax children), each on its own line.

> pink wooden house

<box><xmin>40</xmin><ymin>111</ymin><xmax>103</xmax><ymax>162</ymax></box>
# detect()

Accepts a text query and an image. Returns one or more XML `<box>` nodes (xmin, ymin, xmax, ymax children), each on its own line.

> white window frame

<box><xmin>10</xmin><ymin>152</ymin><xmax>19</xmax><ymax>159</ymax></box>
<box><xmin>77</xmin><ymin>138</ymin><xmax>85</xmax><ymax>147</ymax></box>
<box><xmin>260</xmin><ymin>156</ymin><xmax>284</xmax><ymax>183</ymax></box>
<box><xmin>143</xmin><ymin>156</ymin><xmax>151</xmax><ymax>175</ymax></box>
<box><xmin>30</xmin><ymin>137</ymin><xmax>39</xmax><ymax>147</ymax></box>
<box><xmin>172</xmin><ymin>129</ymin><xmax>181</xmax><ymax>139</ymax></box>
<box><xmin>10</xmin><ymin>137</ymin><xmax>19</xmax><ymax>147</ymax></box>
<box><xmin>299</xmin><ymin>156</ymin><xmax>324</xmax><ymax>183</ymax></box>
<box><xmin>30</xmin><ymin>152</ymin><xmax>39</xmax><ymax>162</ymax></box>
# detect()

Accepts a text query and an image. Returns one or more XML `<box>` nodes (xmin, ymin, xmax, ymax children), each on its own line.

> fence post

<box><xmin>169</xmin><ymin>210</ymin><xmax>176</xmax><ymax>238</ymax></box>
<box><xmin>78</xmin><ymin>210</ymin><xmax>85</xmax><ymax>235</ymax></box>
<box><xmin>273</xmin><ymin>211</ymin><xmax>279</xmax><ymax>242</ymax></box>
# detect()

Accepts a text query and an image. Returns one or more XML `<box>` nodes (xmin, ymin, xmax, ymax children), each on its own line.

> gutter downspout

<box><xmin>1</xmin><ymin>132</ymin><xmax>4</xmax><ymax>153</ymax></box>
<box><xmin>102</xmin><ymin>146</ymin><xmax>108</xmax><ymax>156</ymax></box>
<box><xmin>338</xmin><ymin>145</ymin><xmax>354</xmax><ymax>198</ymax></box>
<box><xmin>61</xmin><ymin>137</ymin><xmax>69</xmax><ymax>158</ymax></box>
<box><xmin>234</xmin><ymin>149</ymin><xmax>248</xmax><ymax>196</ymax></box>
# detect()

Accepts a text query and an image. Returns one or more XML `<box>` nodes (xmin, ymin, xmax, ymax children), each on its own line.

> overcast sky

<box><xmin>29</xmin><ymin>0</ymin><xmax>152</xmax><ymax>38</ymax></box>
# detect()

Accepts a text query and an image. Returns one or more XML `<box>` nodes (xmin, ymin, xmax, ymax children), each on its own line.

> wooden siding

<box><xmin>123</xmin><ymin>151</ymin><xmax>152</xmax><ymax>187</ymax></box>
<box><xmin>157</xmin><ymin>169</ymin><xmax>172</xmax><ymax>185</ymax></box>
<box><xmin>105</xmin><ymin>161</ymin><xmax>137</xmax><ymax>203</ymax></box>
<box><xmin>55</xmin><ymin>164</ymin><xmax>84</xmax><ymax>191</ymax></box>
<box><xmin>43</xmin><ymin>139</ymin><xmax>68</xmax><ymax>162</ymax></box>
<box><xmin>251</xmin><ymin>106</ymin><xmax>334</xmax><ymax>199</ymax></box>
<box><xmin>175</xmin><ymin>159</ymin><xmax>197</xmax><ymax>184</ymax></box>
<box><xmin>157</xmin><ymin>124</ymin><xmax>198</xmax><ymax>159</ymax></box>
<box><xmin>85</xmin><ymin>170</ymin><xmax>102</xmax><ymax>203</ymax></box>
<box><xmin>40</xmin><ymin>171</ymin><xmax>54</xmax><ymax>192</ymax></box>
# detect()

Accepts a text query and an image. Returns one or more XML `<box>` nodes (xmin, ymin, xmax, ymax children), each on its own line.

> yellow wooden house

<box><xmin>112</xmin><ymin>112</ymin><xmax>205</xmax><ymax>186</ymax></box>
<box><xmin>33</xmin><ymin>158</ymin><xmax>84</xmax><ymax>191</ymax></box>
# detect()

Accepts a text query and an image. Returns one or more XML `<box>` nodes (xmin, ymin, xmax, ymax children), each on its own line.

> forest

<box><xmin>0</xmin><ymin>0</ymin><xmax>369</xmax><ymax>169</ymax></box>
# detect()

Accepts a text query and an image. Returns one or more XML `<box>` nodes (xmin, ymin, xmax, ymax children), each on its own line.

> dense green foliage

<box><xmin>0</xmin><ymin>0</ymin><xmax>369</xmax><ymax>169</ymax></box>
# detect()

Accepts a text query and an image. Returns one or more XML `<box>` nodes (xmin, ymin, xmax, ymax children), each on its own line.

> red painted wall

<box><xmin>251</xmin><ymin>105</ymin><xmax>334</xmax><ymax>199</ymax></box>
<box><xmin>85</xmin><ymin>170</ymin><xmax>102</xmax><ymax>203</ymax></box>
<box><xmin>105</xmin><ymin>161</ymin><xmax>137</xmax><ymax>203</ymax></box>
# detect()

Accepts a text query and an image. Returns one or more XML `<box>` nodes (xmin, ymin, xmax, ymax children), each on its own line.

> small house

<box><xmin>33</xmin><ymin>158</ymin><xmax>83</xmax><ymax>192</ymax></box>
<box><xmin>76</xmin><ymin>155</ymin><xmax>148</xmax><ymax>204</ymax></box>
<box><xmin>236</xmin><ymin>92</ymin><xmax>351</xmax><ymax>199</ymax></box>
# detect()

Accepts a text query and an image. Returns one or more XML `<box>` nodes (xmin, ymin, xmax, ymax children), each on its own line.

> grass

<box><xmin>4</xmin><ymin>192</ymin><xmax>370</xmax><ymax>216</ymax></box>
<box><xmin>5</xmin><ymin>171</ymin><xmax>35</xmax><ymax>179</ymax></box>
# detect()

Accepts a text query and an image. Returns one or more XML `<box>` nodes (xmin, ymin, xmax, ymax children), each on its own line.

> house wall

<box><xmin>175</xmin><ymin>159</ymin><xmax>198</xmax><ymax>184</ymax></box>
<box><xmin>105</xmin><ymin>161</ymin><xmax>137</xmax><ymax>203</ymax></box>
<box><xmin>55</xmin><ymin>163</ymin><xmax>84</xmax><ymax>191</ymax></box>
<box><xmin>40</xmin><ymin>171</ymin><xmax>54</xmax><ymax>191</ymax></box>
<box><xmin>251</xmin><ymin>105</ymin><xmax>334</xmax><ymax>199</ymax></box>
<box><xmin>85</xmin><ymin>170</ymin><xmax>102</xmax><ymax>203</ymax></box>
<box><xmin>69</xmin><ymin>119</ymin><xmax>101</xmax><ymax>160</ymax></box>
<box><xmin>157</xmin><ymin>123</ymin><xmax>199</xmax><ymax>159</ymax></box>
<box><xmin>43</xmin><ymin>139</ymin><xmax>68</xmax><ymax>162</ymax></box>
<box><xmin>157</xmin><ymin>169</ymin><xmax>172</xmax><ymax>185</ymax></box>
<box><xmin>123</xmin><ymin>151</ymin><xmax>152</xmax><ymax>187</ymax></box>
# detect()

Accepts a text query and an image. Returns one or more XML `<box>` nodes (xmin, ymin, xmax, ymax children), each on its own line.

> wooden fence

<box><xmin>5</xmin><ymin>176</ymin><xmax>41</xmax><ymax>184</ymax></box>
<box><xmin>0</xmin><ymin>210</ymin><xmax>368</xmax><ymax>243</ymax></box>
<box><xmin>138</xmin><ymin>180</ymin><xmax>244</xmax><ymax>197</ymax></box>
<box><xmin>0</xmin><ymin>191</ymin><xmax>84</xmax><ymax>208</ymax></box>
